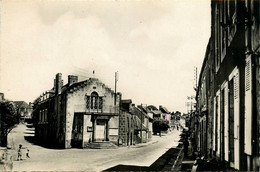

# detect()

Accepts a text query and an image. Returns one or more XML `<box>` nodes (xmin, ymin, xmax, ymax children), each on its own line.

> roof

<box><xmin>121</xmin><ymin>99</ymin><xmax>132</xmax><ymax>104</ymax></box>
<box><xmin>35</xmin><ymin>76</ymin><xmax>116</xmax><ymax>104</ymax></box>
<box><xmin>152</xmin><ymin>110</ymin><xmax>162</xmax><ymax>115</ymax></box>
<box><xmin>13</xmin><ymin>101</ymin><xmax>30</xmax><ymax>109</ymax></box>
<box><xmin>147</xmin><ymin>105</ymin><xmax>158</xmax><ymax>111</ymax></box>
<box><xmin>131</xmin><ymin>106</ymin><xmax>153</xmax><ymax>120</ymax></box>
<box><xmin>196</xmin><ymin>38</ymin><xmax>211</xmax><ymax>100</ymax></box>
<box><xmin>160</xmin><ymin>106</ymin><xmax>170</xmax><ymax>114</ymax></box>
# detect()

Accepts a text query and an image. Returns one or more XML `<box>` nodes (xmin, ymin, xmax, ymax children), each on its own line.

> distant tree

<box><xmin>152</xmin><ymin>119</ymin><xmax>170</xmax><ymax>135</ymax></box>
<box><xmin>0</xmin><ymin>101</ymin><xmax>18</xmax><ymax>146</ymax></box>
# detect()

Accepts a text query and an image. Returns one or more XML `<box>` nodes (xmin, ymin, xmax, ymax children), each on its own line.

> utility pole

<box><xmin>114</xmin><ymin>71</ymin><xmax>118</xmax><ymax>106</ymax></box>
<box><xmin>193</xmin><ymin>66</ymin><xmax>198</xmax><ymax>91</ymax></box>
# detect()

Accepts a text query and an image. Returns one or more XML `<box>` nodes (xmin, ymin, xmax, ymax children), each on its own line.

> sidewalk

<box><xmin>180</xmin><ymin>141</ymin><xmax>196</xmax><ymax>171</ymax></box>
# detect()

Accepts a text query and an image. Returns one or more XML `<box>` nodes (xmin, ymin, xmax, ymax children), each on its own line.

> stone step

<box><xmin>85</xmin><ymin>142</ymin><xmax>118</xmax><ymax>149</ymax></box>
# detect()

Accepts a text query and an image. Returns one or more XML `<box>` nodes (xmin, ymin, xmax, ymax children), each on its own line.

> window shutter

<box><xmin>224</xmin><ymin>84</ymin><xmax>229</xmax><ymax>161</ymax></box>
<box><xmin>213</xmin><ymin>97</ymin><xmax>216</xmax><ymax>151</ymax></box>
<box><xmin>244</xmin><ymin>56</ymin><xmax>252</xmax><ymax>155</ymax></box>
<box><xmin>233</xmin><ymin>69</ymin><xmax>240</xmax><ymax>169</ymax></box>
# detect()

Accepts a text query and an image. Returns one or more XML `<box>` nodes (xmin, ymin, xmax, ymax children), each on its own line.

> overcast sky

<box><xmin>0</xmin><ymin>0</ymin><xmax>210</xmax><ymax>113</ymax></box>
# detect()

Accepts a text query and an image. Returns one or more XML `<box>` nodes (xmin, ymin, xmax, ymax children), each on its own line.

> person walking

<box><xmin>183</xmin><ymin>136</ymin><xmax>189</xmax><ymax>158</ymax></box>
<box><xmin>17</xmin><ymin>144</ymin><xmax>22</xmax><ymax>161</ymax></box>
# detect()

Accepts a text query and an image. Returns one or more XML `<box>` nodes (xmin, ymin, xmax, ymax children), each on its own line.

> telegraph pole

<box><xmin>193</xmin><ymin>66</ymin><xmax>198</xmax><ymax>91</ymax></box>
<box><xmin>114</xmin><ymin>71</ymin><xmax>118</xmax><ymax>106</ymax></box>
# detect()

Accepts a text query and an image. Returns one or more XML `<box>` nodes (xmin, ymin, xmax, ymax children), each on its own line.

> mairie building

<box><xmin>33</xmin><ymin>73</ymin><xmax>121</xmax><ymax>148</ymax></box>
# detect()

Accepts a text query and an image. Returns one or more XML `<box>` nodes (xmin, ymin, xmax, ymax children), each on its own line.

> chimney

<box><xmin>53</xmin><ymin>79</ymin><xmax>56</xmax><ymax>92</ymax></box>
<box><xmin>55</xmin><ymin>73</ymin><xmax>63</xmax><ymax>95</ymax></box>
<box><xmin>159</xmin><ymin>105</ymin><xmax>162</xmax><ymax>110</ymax></box>
<box><xmin>68</xmin><ymin>75</ymin><xmax>78</xmax><ymax>85</ymax></box>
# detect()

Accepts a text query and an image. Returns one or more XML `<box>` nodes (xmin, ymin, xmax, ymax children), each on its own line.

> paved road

<box><xmin>8</xmin><ymin>123</ymin><xmax>181</xmax><ymax>171</ymax></box>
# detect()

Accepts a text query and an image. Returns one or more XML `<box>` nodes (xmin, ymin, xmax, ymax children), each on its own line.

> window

<box><xmin>39</xmin><ymin>110</ymin><xmax>42</xmax><ymax>122</ymax></box>
<box><xmin>86</xmin><ymin>96</ymin><xmax>90</xmax><ymax>109</ymax></box>
<box><xmin>86</xmin><ymin>92</ymin><xmax>103</xmax><ymax>110</ymax></box>
<box><xmin>99</xmin><ymin>97</ymin><xmax>103</xmax><ymax>109</ymax></box>
<box><xmin>90</xmin><ymin>92</ymin><xmax>99</xmax><ymax>109</ymax></box>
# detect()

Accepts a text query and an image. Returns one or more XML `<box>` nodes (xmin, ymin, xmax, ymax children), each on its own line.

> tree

<box><xmin>0</xmin><ymin>101</ymin><xmax>18</xmax><ymax>146</ymax></box>
<box><xmin>152</xmin><ymin>119</ymin><xmax>170</xmax><ymax>135</ymax></box>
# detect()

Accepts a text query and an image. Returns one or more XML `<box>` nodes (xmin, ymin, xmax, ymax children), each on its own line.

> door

<box><xmin>72</xmin><ymin>114</ymin><xmax>83</xmax><ymax>148</ymax></box>
<box><xmin>96</xmin><ymin>120</ymin><xmax>105</xmax><ymax>141</ymax></box>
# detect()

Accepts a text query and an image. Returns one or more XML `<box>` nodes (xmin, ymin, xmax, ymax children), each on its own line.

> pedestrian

<box><xmin>17</xmin><ymin>144</ymin><xmax>22</xmax><ymax>161</ymax></box>
<box><xmin>183</xmin><ymin>136</ymin><xmax>189</xmax><ymax>158</ymax></box>
<box><xmin>26</xmin><ymin>149</ymin><xmax>30</xmax><ymax>158</ymax></box>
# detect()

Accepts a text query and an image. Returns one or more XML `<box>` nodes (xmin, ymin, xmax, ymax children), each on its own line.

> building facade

<box><xmin>194</xmin><ymin>0</ymin><xmax>260</xmax><ymax>171</ymax></box>
<box><xmin>119</xmin><ymin>100</ymin><xmax>153</xmax><ymax>146</ymax></box>
<box><xmin>33</xmin><ymin>73</ymin><xmax>121</xmax><ymax>148</ymax></box>
<box><xmin>13</xmin><ymin>101</ymin><xmax>33</xmax><ymax>122</ymax></box>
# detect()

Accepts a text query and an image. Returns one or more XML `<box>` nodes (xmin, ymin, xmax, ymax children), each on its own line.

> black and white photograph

<box><xmin>0</xmin><ymin>0</ymin><xmax>259</xmax><ymax>171</ymax></box>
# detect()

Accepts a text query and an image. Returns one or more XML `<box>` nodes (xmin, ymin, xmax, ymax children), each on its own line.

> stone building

<box><xmin>119</xmin><ymin>100</ymin><xmax>153</xmax><ymax>146</ymax></box>
<box><xmin>147</xmin><ymin>105</ymin><xmax>162</xmax><ymax>119</ymax></box>
<box><xmin>193</xmin><ymin>0</ymin><xmax>260</xmax><ymax>171</ymax></box>
<box><xmin>33</xmin><ymin>73</ymin><xmax>121</xmax><ymax>148</ymax></box>
<box><xmin>119</xmin><ymin>99</ymin><xmax>135</xmax><ymax>146</ymax></box>
<box><xmin>159</xmin><ymin>105</ymin><xmax>171</xmax><ymax>121</ymax></box>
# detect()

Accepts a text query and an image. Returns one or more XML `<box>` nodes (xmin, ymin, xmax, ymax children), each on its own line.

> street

<box><xmin>8</xmin><ymin>123</ymin><xmax>181</xmax><ymax>171</ymax></box>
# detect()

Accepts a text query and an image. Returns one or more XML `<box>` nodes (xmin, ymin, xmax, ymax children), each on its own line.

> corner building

<box><xmin>33</xmin><ymin>73</ymin><xmax>120</xmax><ymax>148</ymax></box>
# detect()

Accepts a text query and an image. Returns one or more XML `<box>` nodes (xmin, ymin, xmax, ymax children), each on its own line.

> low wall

<box><xmin>0</xmin><ymin>147</ymin><xmax>13</xmax><ymax>171</ymax></box>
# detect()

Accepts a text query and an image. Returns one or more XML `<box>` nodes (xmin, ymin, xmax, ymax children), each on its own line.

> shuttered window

<box><xmin>234</xmin><ymin>74</ymin><xmax>239</xmax><ymax>99</ymax></box>
<box><xmin>245</xmin><ymin>56</ymin><xmax>252</xmax><ymax>155</ymax></box>
<box><xmin>245</xmin><ymin>60</ymin><xmax>251</xmax><ymax>91</ymax></box>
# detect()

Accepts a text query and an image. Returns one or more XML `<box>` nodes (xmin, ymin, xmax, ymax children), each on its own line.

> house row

<box><xmin>32</xmin><ymin>73</ymin><xmax>174</xmax><ymax>148</ymax></box>
<box><xmin>13</xmin><ymin>101</ymin><xmax>33</xmax><ymax>122</ymax></box>
<box><xmin>191</xmin><ymin>0</ymin><xmax>260</xmax><ymax>171</ymax></box>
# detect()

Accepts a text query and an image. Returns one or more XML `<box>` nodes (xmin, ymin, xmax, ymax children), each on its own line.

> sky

<box><xmin>0</xmin><ymin>0</ymin><xmax>211</xmax><ymax>113</ymax></box>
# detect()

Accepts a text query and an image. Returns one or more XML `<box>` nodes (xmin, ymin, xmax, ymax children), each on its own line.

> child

<box><xmin>17</xmin><ymin>144</ymin><xmax>22</xmax><ymax>161</ymax></box>
<box><xmin>26</xmin><ymin>149</ymin><xmax>30</xmax><ymax>158</ymax></box>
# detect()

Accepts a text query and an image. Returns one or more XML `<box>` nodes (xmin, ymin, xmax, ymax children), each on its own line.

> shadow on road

<box><xmin>104</xmin><ymin>145</ymin><xmax>182</xmax><ymax>171</ymax></box>
<box><xmin>104</xmin><ymin>165</ymin><xmax>150</xmax><ymax>171</ymax></box>
<box><xmin>24</xmin><ymin>136</ymin><xmax>63</xmax><ymax>150</ymax></box>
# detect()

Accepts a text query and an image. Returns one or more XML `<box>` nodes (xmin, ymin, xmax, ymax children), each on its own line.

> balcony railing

<box><xmin>74</xmin><ymin>104</ymin><xmax>120</xmax><ymax>114</ymax></box>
